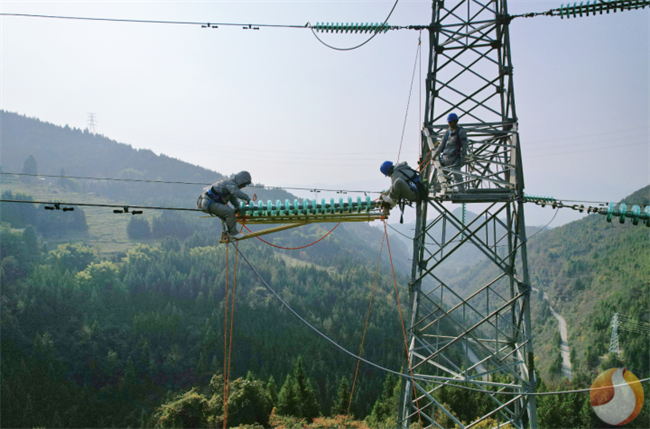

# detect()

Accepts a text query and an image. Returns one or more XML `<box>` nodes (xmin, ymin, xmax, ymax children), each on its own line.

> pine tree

<box><xmin>22</xmin><ymin>226</ymin><xmax>39</xmax><ymax>256</ymax></box>
<box><xmin>20</xmin><ymin>155</ymin><xmax>37</xmax><ymax>182</ymax></box>
<box><xmin>367</xmin><ymin>374</ymin><xmax>399</xmax><ymax>426</ymax></box>
<box><xmin>276</xmin><ymin>374</ymin><xmax>300</xmax><ymax>417</ymax></box>
<box><xmin>292</xmin><ymin>356</ymin><xmax>320</xmax><ymax>421</ymax></box>
<box><xmin>331</xmin><ymin>376</ymin><xmax>351</xmax><ymax>416</ymax></box>
<box><xmin>267</xmin><ymin>375</ymin><xmax>279</xmax><ymax>408</ymax></box>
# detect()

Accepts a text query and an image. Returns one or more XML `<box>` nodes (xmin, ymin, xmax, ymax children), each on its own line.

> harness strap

<box><xmin>207</xmin><ymin>188</ymin><xmax>226</xmax><ymax>205</ymax></box>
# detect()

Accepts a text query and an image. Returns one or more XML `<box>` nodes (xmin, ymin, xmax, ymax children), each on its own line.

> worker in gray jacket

<box><xmin>436</xmin><ymin>112</ymin><xmax>468</xmax><ymax>192</ymax></box>
<box><xmin>379</xmin><ymin>161</ymin><xmax>419</xmax><ymax>209</ymax></box>
<box><xmin>197</xmin><ymin>171</ymin><xmax>252</xmax><ymax>240</ymax></box>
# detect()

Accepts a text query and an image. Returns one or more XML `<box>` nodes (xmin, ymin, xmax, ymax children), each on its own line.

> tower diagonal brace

<box><xmin>401</xmin><ymin>1</ymin><xmax>538</xmax><ymax>428</ymax></box>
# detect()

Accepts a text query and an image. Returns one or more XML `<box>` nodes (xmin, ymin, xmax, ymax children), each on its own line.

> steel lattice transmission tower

<box><xmin>609</xmin><ymin>313</ymin><xmax>620</xmax><ymax>355</ymax></box>
<box><xmin>87</xmin><ymin>112</ymin><xmax>97</xmax><ymax>134</ymax></box>
<box><xmin>402</xmin><ymin>1</ymin><xmax>538</xmax><ymax>427</ymax></box>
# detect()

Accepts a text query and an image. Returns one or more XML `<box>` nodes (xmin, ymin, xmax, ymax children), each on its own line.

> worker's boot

<box><xmin>230</xmin><ymin>232</ymin><xmax>245</xmax><ymax>240</ymax></box>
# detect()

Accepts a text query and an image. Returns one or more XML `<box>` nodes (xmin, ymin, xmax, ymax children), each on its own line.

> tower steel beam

<box><xmin>402</xmin><ymin>1</ymin><xmax>538</xmax><ymax>427</ymax></box>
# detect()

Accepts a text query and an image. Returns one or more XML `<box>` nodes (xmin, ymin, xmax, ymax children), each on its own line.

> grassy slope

<box><xmin>0</xmin><ymin>178</ymin><xmax>161</xmax><ymax>254</ymax></box>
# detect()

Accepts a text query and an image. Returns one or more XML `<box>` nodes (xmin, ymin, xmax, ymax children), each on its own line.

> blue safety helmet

<box><xmin>380</xmin><ymin>161</ymin><xmax>394</xmax><ymax>176</ymax></box>
<box><xmin>447</xmin><ymin>113</ymin><xmax>459</xmax><ymax>122</ymax></box>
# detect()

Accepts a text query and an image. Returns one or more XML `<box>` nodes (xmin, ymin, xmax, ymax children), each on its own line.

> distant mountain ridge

<box><xmin>0</xmin><ymin>110</ymin><xmax>411</xmax><ymax>272</ymax></box>
<box><xmin>1</xmin><ymin>110</ymin><xmax>221</xmax><ymax>183</ymax></box>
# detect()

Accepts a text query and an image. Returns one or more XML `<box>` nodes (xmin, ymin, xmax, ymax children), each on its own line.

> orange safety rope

<box><xmin>223</xmin><ymin>243</ymin><xmax>229</xmax><ymax>429</ymax></box>
<box><xmin>242</xmin><ymin>222</ymin><xmax>340</xmax><ymax>250</ymax></box>
<box><xmin>417</xmin><ymin>148</ymin><xmax>434</xmax><ymax>172</ymax></box>
<box><xmin>383</xmin><ymin>220</ymin><xmax>423</xmax><ymax>428</ymax></box>
<box><xmin>346</xmin><ymin>233</ymin><xmax>385</xmax><ymax>421</ymax></box>
<box><xmin>223</xmin><ymin>224</ymin><xmax>244</xmax><ymax>429</ymax></box>
<box><xmin>225</xmin><ymin>239</ymin><xmax>239</xmax><ymax>420</ymax></box>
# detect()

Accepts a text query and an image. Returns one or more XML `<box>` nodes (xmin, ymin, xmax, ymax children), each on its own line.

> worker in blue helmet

<box><xmin>435</xmin><ymin>112</ymin><xmax>468</xmax><ymax>192</ymax></box>
<box><xmin>379</xmin><ymin>160</ymin><xmax>420</xmax><ymax>211</ymax></box>
<box><xmin>196</xmin><ymin>171</ymin><xmax>252</xmax><ymax>240</ymax></box>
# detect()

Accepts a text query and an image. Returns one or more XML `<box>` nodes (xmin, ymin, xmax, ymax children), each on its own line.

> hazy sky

<box><xmin>1</xmin><ymin>1</ymin><xmax>648</xmax><ymax>226</ymax></box>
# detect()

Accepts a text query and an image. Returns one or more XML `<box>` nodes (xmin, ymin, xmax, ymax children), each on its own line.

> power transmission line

<box><xmin>0</xmin><ymin>12</ymin><xmax>310</xmax><ymax>29</ymax></box>
<box><xmin>234</xmin><ymin>245</ymin><xmax>650</xmax><ymax>397</ymax></box>
<box><xmin>0</xmin><ymin>172</ymin><xmax>383</xmax><ymax>194</ymax></box>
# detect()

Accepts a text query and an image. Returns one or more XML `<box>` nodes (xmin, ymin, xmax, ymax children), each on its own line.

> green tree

<box><xmin>292</xmin><ymin>356</ymin><xmax>320</xmax><ymax>421</ymax></box>
<box><xmin>267</xmin><ymin>375</ymin><xmax>279</xmax><ymax>409</ymax></box>
<box><xmin>47</xmin><ymin>242</ymin><xmax>97</xmax><ymax>271</ymax></box>
<box><xmin>127</xmin><ymin>217</ymin><xmax>151</xmax><ymax>240</ymax></box>
<box><xmin>20</xmin><ymin>155</ymin><xmax>37</xmax><ymax>182</ymax></box>
<box><xmin>366</xmin><ymin>374</ymin><xmax>399</xmax><ymax>427</ymax></box>
<box><xmin>277</xmin><ymin>374</ymin><xmax>301</xmax><ymax>417</ymax></box>
<box><xmin>76</xmin><ymin>260</ymin><xmax>119</xmax><ymax>292</ymax></box>
<box><xmin>331</xmin><ymin>376</ymin><xmax>351</xmax><ymax>416</ymax></box>
<box><xmin>207</xmin><ymin>373</ymin><xmax>272</xmax><ymax>427</ymax></box>
<box><xmin>0</xmin><ymin>191</ymin><xmax>38</xmax><ymax>228</ymax></box>
<box><xmin>155</xmin><ymin>389</ymin><xmax>209</xmax><ymax>428</ymax></box>
<box><xmin>22</xmin><ymin>226</ymin><xmax>39</xmax><ymax>256</ymax></box>
<box><xmin>548</xmin><ymin>350</ymin><xmax>563</xmax><ymax>375</ymax></box>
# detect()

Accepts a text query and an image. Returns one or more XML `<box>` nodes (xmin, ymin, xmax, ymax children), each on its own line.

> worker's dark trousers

<box><xmin>389</xmin><ymin>178</ymin><xmax>418</xmax><ymax>202</ymax></box>
<box><xmin>447</xmin><ymin>163</ymin><xmax>465</xmax><ymax>192</ymax></box>
<box><xmin>208</xmin><ymin>202</ymin><xmax>238</xmax><ymax>235</ymax></box>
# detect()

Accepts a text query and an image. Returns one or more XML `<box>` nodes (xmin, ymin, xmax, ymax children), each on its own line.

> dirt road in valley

<box><xmin>533</xmin><ymin>287</ymin><xmax>572</xmax><ymax>380</ymax></box>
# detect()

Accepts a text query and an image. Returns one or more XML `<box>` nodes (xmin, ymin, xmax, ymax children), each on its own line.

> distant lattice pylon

<box><xmin>87</xmin><ymin>112</ymin><xmax>97</xmax><ymax>133</ymax></box>
<box><xmin>609</xmin><ymin>313</ymin><xmax>620</xmax><ymax>355</ymax></box>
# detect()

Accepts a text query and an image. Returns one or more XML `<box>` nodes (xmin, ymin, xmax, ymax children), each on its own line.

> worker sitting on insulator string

<box><xmin>197</xmin><ymin>171</ymin><xmax>252</xmax><ymax>240</ymax></box>
<box><xmin>379</xmin><ymin>161</ymin><xmax>425</xmax><ymax>222</ymax></box>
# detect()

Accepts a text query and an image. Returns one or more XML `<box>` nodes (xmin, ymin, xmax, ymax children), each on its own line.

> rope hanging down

<box><xmin>224</xmin><ymin>238</ymin><xmax>241</xmax><ymax>429</ymax></box>
<box><xmin>242</xmin><ymin>222</ymin><xmax>340</xmax><ymax>250</ymax></box>
<box><xmin>396</xmin><ymin>33</ymin><xmax>422</xmax><ymax>164</ymax></box>
<box><xmin>346</xmin><ymin>233</ymin><xmax>385</xmax><ymax>420</ymax></box>
<box><xmin>384</xmin><ymin>220</ymin><xmax>423</xmax><ymax>427</ymax></box>
<box><xmin>223</xmin><ymin>244</ymin><xmax>230</xmax><ymax>428</ymax></box>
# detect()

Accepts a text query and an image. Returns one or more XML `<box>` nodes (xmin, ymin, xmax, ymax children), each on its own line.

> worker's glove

<box><xmin>381</xmin><ymin>194</ymin><xmax>396</xmax><ymax>209</ymax></box>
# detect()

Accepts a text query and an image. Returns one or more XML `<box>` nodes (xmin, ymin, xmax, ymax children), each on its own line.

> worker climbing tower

<box><xmin>403</xmin><ymin>1</ymin><xmax>538</xmax><ymax>427</ymax></box>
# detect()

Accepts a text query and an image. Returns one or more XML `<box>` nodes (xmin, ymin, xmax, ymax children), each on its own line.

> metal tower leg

<box><xmin>401</xmin><ymin>1</ymin><xmax>538</xmax><ymax>427</ymax></box>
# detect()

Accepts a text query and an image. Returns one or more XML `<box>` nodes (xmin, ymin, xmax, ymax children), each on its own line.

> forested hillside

<box><xmin>2</xmin><ymin>111</ymin><xmax>648</xmax><ymax>428</ymax></box>
<box><xmin>0</xmin><ymin>223</ymin><xmax>416</xmax><ymax>427</ymax></box>
<box><xmin>1</xmin><ymin>112</ymin><xmax>415</xmax><ymax>427</ymax></box>
<box><xmin>528</xmin><ymin>186</ymin><xmax>649</xmax><ymax>377</ymax></box>
<box><xmin>445</xmin><ymin>186</ymin><xmax>650</xmax><ymax>428</ymax></box>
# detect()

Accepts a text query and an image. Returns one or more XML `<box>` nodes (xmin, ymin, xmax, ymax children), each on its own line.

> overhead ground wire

<box><xmin>0</xmin><ymin>12</ymin><xmax>309</xmax><ymax>29</ymax></box>
<box><xmin>0</xmin><ymin>172</ymin><xmax>383</xmax><ymax>194</ymax></box>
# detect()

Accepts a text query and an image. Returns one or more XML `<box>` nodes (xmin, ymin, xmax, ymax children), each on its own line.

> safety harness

<box><xmin>396</xmin><ymin>167</ymin><xmax>429</xmax><ymax>224</ymax></box>
<box><xmin>207</xmin><ymin>188</ymin><xmax>227</xmax><ymax>205</ymax></box>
